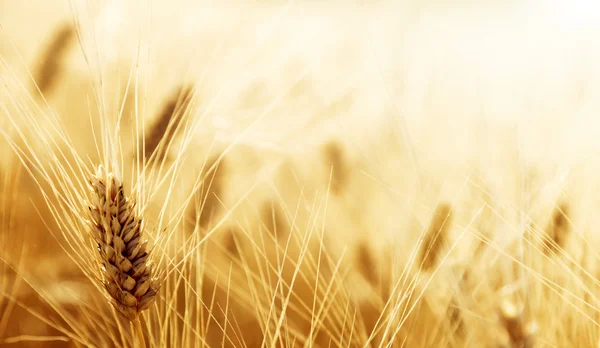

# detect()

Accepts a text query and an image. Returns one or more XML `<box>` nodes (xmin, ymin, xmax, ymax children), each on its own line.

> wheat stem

<box><xmin>132</xmin><ymin>317</ymin><xmax>146</xmax><ymax>348</ymax></box>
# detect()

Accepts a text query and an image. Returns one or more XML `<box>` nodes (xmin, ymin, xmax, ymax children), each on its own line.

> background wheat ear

<box><xmin>321</xmin><ymin>140</ymin><xmax>350</xmax><ymax>196</ymax></box>
<box><xmin>31</xmin><ymin>22</ymin><xmax>75</xmax><ymax>98</ymax></box>
<box><xmin>543</xmin><ymin>201</ymin><xmax>571</xmax><ymax>256</ymax></box>
<box><xmin>419</xmin><ymin>203</ymin><xmax>452</xmax><ymax>272</ymax></box>
<box><xmin>498</xmin><ymin>300</ymin><xmax>538</xmax><ymax>348</ymax></box>
<box><xmin>142</xmin><ymin>85</ymin><xmax>194</xmax><ymax>164</ymax></box>
<box><xmin>87</xmin><ymin>165</ymin><xmax>160</xmax><ymax>345</ymax></box>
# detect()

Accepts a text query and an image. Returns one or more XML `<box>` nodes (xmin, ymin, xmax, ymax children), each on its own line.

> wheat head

<box><xmin>88</xmin><ymin>164</ymin><xmax>159</xmax><ymax>322</ymax></box>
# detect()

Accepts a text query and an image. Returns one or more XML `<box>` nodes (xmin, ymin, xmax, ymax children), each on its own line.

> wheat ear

<box><xmin>88</xmin><ymin>165</ymin><xmax>158</xmax><ymax>346</ymax></box>
<box><xmin>498</xmin><ymin>300</ymin><xmax>537</xmax><ymax>348</ymax></box>
<box><xmin>419</xmin><ymin>203</ymin><xmax>452</xmax><ymax>271</ymax></box>
<box><xmin>32</xmin><ymin>23</ymin><xmax>75</xmax><ymax>97</ymax></box>
<box><xmin>543</xmin><ymin>201</ymin><xmax>570</xmax><ymax>256</ymax></box>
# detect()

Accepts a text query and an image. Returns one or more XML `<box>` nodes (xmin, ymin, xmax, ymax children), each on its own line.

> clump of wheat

<box><xmin>87</xmin><ymin>165</ymin><xmax>159</xmax><ymax>323</ymax></box>
<box><xmin>5</xmin><ymin>1</ymin><xmax>600</xmax><ymax>346</ymax></box>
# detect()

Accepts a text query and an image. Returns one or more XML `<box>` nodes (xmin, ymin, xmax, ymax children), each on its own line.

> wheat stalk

<box><xmin>87</xmin><ymin>165</ymin><xmax>159</xmax><ymax>347</ymax></box>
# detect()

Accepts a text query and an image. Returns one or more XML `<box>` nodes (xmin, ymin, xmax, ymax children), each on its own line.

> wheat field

<box><xmin>1</xmin><ymin>0</ymin><xmax>600</xmax><ymax>347</ymax></box>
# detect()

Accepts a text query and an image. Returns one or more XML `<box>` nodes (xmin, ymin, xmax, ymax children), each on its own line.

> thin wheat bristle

<box><xmin>31</xmin><ymin>23</ymin><xmax>75</xmax><ymax>97</ymax></box>
<box><xmin>143</xmin><ymin>85</ymin><xmax>193</xmax><ymax>163</ymax></box>
<box><xmin>543</xmin><ymin>201</ymin><xmax>570</xmax><ymax>256</ymax></box>
<box><xmin>87</xmin><ymin>165</ymin><xmax>159</xmax><ymax>321</ymax></box>
<box><xmin>419</xmin><ymin>203</ymin><xmax>452</xmax><ymax>272</ymax></box>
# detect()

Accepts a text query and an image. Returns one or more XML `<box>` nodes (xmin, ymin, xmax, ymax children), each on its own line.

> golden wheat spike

<box><xmin>446</xmin><ymin>296</ymin><xmax>464</xmax><ymax>339</ymax></box>
<box><xmin>498</xmin><ymin>300</ymin><xmax>538</xmax><ymax>348</ymax></box>
<box><xmin>355</xmin><ymin>241</ymin><xmax>379</xmax><ymax>288</ymax></box>
<box><xmin>88</xmin><ymin>165</ymin><xmax>159</xmax><ymax>347</ymax></box>
<box><xmin>419</xmin><ymin>203</ymin><xmax>452</xmax><ymax>272</ymax></box>
<box><xmin>31</xmin><ymin>23</ymin><xmax>75</xmax><ymax>97</ymax></box>
<box><xmin>321</xmin><ymin>140</ymin><xmax>350</xmax><ymax>196</ymax></box>
<box><xmin>543</xmin><ymin>201</ymin><xmax>570</xmax><ymax>256</ymax></box>
<box><xmin>222</xmin><ymin>225</ymin><xmax>242</xmax><ymax>259</ymax></box>
<box><xmin>142</xmin><ymin>85</ymin><xmax>193</xmax><ymax>163</ymax></box>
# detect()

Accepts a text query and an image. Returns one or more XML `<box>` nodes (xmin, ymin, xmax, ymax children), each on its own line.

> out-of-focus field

<box><xmin>2</xmin><ymin>0</ymin><xmax>600</xmax><ymax>347</ymax></box>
